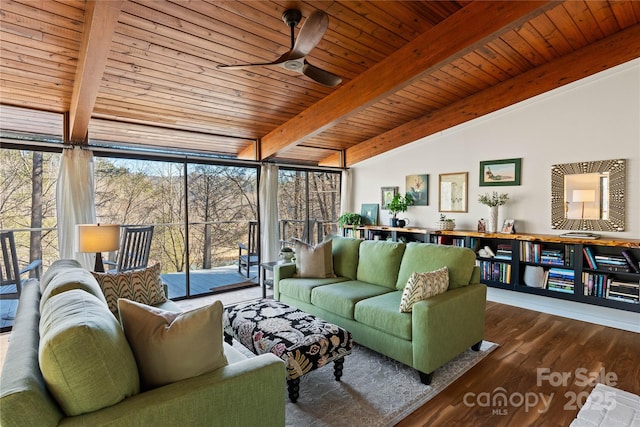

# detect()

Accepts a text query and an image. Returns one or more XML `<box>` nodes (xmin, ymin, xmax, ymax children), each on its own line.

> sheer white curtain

<box><xmin>340</xmin><ymin>169</ymin><xmax>352</xmax><ymax>214</ymax></box>
<box><xmin>57</xmin><ymin>146</ymin><xmax>96</xmax><ymax>269</ymax></box>
<box><xmin>259</xmin><ymin>163</ymin><xmax>280</xmax><ymax>265</ymax></box>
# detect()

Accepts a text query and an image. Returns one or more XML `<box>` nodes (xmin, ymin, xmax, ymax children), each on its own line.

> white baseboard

<box><xmin>487</xmin><ymin>288</ymin><xmax>640</xmax><ymax>333</ymax></box>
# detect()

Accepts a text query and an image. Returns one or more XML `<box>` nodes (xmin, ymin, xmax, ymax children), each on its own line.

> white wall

<box><xmin>350</xmin><ymin>59</ymin><xmax>640</xmax><ymax>332</ymax></box>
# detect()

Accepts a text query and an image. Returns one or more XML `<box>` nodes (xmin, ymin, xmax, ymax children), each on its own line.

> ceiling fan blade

<box><xmin>217</xmin><ymin>50</ymin><xmax>295</xmax><ymax>70</ymax></box>
<box><xmin>291</xmin><ymin>10</ymin><xmax>329</xmax><ymax>58</ymax></box>
<box><xmin>302</xmin><ymin>61</ymin><xmax>342</xmax><ymax>87</ymax></box>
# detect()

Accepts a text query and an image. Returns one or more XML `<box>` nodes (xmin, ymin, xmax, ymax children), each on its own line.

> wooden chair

<box><xmin>0</xmin><ymin>231</ymin><xmax>41</xmax><ymax>317</ymax></box>
<box><xmin>105</xmin><ymin>226</ymin><xmax>154</xmax><ymax>272</ymax></box>
<box><xmin>238</xmin><ymin>221</ymin><xmax>259</xmax><ymax>278</ymax></box>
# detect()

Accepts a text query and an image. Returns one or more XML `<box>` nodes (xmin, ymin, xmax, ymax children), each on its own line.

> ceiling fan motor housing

<box><xmin>282</xmin><ymin>9</ymin><xmax>302</xmax><ymax>28</ymax></box>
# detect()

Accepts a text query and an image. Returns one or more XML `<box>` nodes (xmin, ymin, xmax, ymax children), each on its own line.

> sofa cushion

<box><xmin>40</xmin><ymin>259</ymin><xmax>82</xmax><ymax>293</ymax></box>
<box><xmin>39</xmin><ymin>290</ymin><xmax>139</xmax><ymax>416</ymax></box>
<box><xmin>311</xmin><ymin>280</ymin><xmax>391</xmax><ymax>319</ymax></box>
<box><xmin>396</xmin><ymin>242</ymin><xmax>476</xmax><ymax>290</ymax></box>
<box><xmin>354</xmin><ymin>291</ymin><xmax>412</xmax><ymax>340</ymax></box>
<box><xmin>92</xmin><ymin>262</ymin><xmax>167</xmax><ymax>315</ymax></box>
<box><xmin>399</xmin><ymin>267</ymin><xmax>449</xmax><ymax>312</ymax></box>
<box><xmin>356</xmin><ymin>240</ymin><xmax>406</xmax><ymax>289</ymax></box>
<box><xmin>118</xmin><ymin>299</ymin><xmax>229</xmax><ymax>390</ymax></box>
<box><xmin>293</xmin><ymin>239</ymin><xmax>336</xmax><ymax>278</ymax></box>
<box><xmin>326</xmin><ymin>235</ymin><xmax>362</xmax><ymax>280</ymax></box>
<box><xmin>40</xmin><ymin>267</ymin><xmax>108</xmax><ymax>312</ymax></box>
<box><xmin>279</xmin><ymin>276</ymin><xmax>348</xmax><ymax>303</ymax></box>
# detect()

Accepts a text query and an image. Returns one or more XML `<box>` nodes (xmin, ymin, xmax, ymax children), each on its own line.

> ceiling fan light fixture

<box><xmin>284</xmin><ymin>60</ymin><xmax>303</xmax><ymax>71</ymax></box>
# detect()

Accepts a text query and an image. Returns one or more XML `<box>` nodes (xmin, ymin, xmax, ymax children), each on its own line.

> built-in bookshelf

<box><xmin>430</xmin><ymin>230</ymin><xmax>640</xmax><ymax>313</ymax></box>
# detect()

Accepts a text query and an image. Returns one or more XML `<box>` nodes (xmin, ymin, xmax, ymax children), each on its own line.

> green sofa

<box><xmin>0</xmin><ymin>261</ymin><xmax>286</xmax><ymax>427</ymax></box>
<box><xmin>273</xmin><ymin>237</ymin><xmax>487</xmax><ymax>384</ymax></box>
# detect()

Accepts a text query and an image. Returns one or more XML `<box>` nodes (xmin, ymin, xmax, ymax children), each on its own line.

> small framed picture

<box><xmin>381</xmin><ymin>187</ymin><xmax>398</xmax><ymax>210</ymax></box>
<box><xmin>360</xmin><ymin>204</ymin><xmax>379</xmax><ymax>225</ymax></box>
<box><xmin>478</xmin><ymin>219</ymin><xmax>487</xmax><ymax>233</ymax></box>
<box><xmin>501</xmin><ymin>219</ymin><xmax>515</xmax><ymax>234</ymax></box>
<box><xmin>438</xmin><ymin>172</ymin><xmax>468</xmax><ymax>213</ymax></box>
<box><xmin>479</xmin><ymin>158</ymin><xmax>522</xmax><ymax>186</ymax></box>
<box><xmin>406</xmin><ymin>174</ymin><xmax>428</xmax><ymax>206</ymax></box>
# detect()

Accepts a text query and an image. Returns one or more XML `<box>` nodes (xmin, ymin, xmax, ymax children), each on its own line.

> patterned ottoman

<box><xmin>223</xmin><ymin>299</ymin><xmax>352</xmax><ymax>403</ymax></box>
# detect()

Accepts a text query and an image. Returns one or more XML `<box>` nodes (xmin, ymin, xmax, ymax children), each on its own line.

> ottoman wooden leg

<box><xmin>333</xmin><ymin>358</ymin><xmax>344</xmax><ymax>381</ymax></box>
<box><xmin>287</xmin><ymin>378</ymin><xmax>300</xmax><ymax>403</ymax></box>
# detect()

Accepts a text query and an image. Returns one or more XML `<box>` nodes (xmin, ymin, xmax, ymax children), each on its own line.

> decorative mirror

<box><xmin>551</xmin><ymin>159</ymin><xmax>625</xmax><ymax>231</ymax></box>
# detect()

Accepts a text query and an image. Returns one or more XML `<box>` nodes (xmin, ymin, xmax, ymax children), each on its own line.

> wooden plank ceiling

<box><xmin>1</xmin><ymin>1</ymin><xmax>639</xmax><ymax>166</ymax></box>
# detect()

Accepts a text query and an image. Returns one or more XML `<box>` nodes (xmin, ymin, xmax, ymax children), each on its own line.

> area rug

<box><xmin>234</xmin><ymin>340</ymin><xmax>497</xmax><ymax>427</ymax></box>
<box><xmin>570</xmin><ymin>383</ymin><xmax>640</xmax><ymax>426</ymax></box>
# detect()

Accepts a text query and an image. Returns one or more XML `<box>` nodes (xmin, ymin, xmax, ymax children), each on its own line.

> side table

<box><xmin>259</xmin><ymin>261</ymin><xmax>290</xmax><ymax>298</ymax></box>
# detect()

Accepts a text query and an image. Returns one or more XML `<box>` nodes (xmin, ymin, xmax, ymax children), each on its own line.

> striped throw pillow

<box><xmin>92</xmin><ymin>263</ymin><xmax>167</xmax><ymax>315</ymax></box>
<box><xmin>399</xmin><ymin>267</ymin><xmax>449</xmax><ymax>313</ymax></box>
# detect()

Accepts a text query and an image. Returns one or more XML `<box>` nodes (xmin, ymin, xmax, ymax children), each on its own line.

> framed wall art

<box><xmin>479</xmin><ymin>158</ymin><xmax>521</xmax><ymax>186</ymax></box>
<box><xmin>381</xmin><ymin>186</ymin><xmax>398</xmax><ymax>210</ymax></box>
<box><xmin>406</xmin><ymin>174</ymin><xmax>428</xmax><ymax>206</ymax></box>
<box><xmin>439</xmin><ymin>172</ymin><xmax>468</xmax><ymax>213</ymax></box>
<box><xmin>360</xmin><ymin>203</ymin><xmax>379</xmax><ymax>225</ymax></box>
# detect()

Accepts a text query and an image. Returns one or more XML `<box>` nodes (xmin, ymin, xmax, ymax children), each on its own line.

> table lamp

<box><xmin>573</xmin><ymin>190</ymin><xmax>595</xmax><ymax>220</ymax></box>
<box><xmin>77</xmin><ymin>224</ymin><xmax>120</xmax><ymax>272</ymax></box>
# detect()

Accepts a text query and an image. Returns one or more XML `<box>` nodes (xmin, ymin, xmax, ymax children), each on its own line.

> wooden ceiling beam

<box><xmin>68</xmin><ymin>0</ymin><xmax>124</xmax><ymax>144</ymax></box>
<box><xmin>342</xmin><ymin>24</ymin><xmax>640</xmax><ymax>167</ymax></box>
<box><xmin>259</xmin><ymin>1</ymin><xmax>552</xmax><ymax>160</ymax></box>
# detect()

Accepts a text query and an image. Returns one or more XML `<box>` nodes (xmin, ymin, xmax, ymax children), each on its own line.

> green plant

<box><xmin>478</xmin><ymin>191</ymin><xmax>509</xmax><ymax>207</ymax></box>
<box><xmin>439</xmin><ymin>214</ymin><xmax>454</xmax><ymax>222</ymax></box>
<box><xmin>337</xmin><ymin>212</ymin><xmax>362</xmax><ymax>227</ymax></box>
<box><xmin>388</xmin><ymin>193</ymin><xmax>414</xmax><ymax>218</ymax></box>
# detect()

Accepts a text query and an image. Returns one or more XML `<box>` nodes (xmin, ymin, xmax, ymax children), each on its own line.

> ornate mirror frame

<box><xmin>551</xmin><ymin>159</ymin><xmax>625</xmax><ymax>231</ymax></box>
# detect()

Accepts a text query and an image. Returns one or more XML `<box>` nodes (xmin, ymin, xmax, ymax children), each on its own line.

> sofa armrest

<box><xmin>273</xmin><ymin>263</ymin><xmax>297</xmax><ymax>301</ymax></box>
<box><xmin>61</xmin><ymin>353</ymin><xmax>286</xmax><ymax>427</ymax></box>
<box><xmin>411</xmin><ymin>283</ymin><xmax>487</xmax><ymax>375</ymax></box>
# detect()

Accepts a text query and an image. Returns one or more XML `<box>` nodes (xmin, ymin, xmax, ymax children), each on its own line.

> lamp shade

<box><xmin>573</xmin><ymin>189</ymin><xmax>596</xmax><ymax>203</ymax></box>
<box><xmin>77</xmin><ymin>224</ymin><xmax>120</xmax><ymax>253</ymax></box>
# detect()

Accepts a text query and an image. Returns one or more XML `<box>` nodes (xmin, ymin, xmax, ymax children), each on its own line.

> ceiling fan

<box><xmin>217</xmin><ymin>9</ymin><xmax>342</xmax><ymax>87</ymax></box>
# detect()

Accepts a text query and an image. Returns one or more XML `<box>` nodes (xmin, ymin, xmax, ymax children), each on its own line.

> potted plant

<box><xmin>478</xmin><ymin>191</ymin><xmax>509</xmax><ymax>233</ymax></box>
<box><xmin>387</xmin><ymin>193</ymin><xmax>413</xmax><ymax>227</ymax></box>
<box><xmin>279</xmin><ymin>246</ymin><xmax>295</xmax><ymax>263</ymax></box>
<box><xmin>337</xmin><ymin>212</ymin><xmax>362</xmax><ymax>228</ymax></box>
<box><xmin>436</xmin><ymin>214</ymin><xmax>455</xmax><ymax>230</ymax></box>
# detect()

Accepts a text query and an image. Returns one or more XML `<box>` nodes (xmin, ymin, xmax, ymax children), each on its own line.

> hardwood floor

<box><xmin>398</xmin><ymin>301</ymin><xmax>640</xmax><ymax>426</ymax></box>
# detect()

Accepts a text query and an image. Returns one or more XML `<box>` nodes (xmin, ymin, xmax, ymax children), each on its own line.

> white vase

<box><xmin>488</xmin><ymin>206</ymin><xmax>499</xmax><ymax>233</ymax></box>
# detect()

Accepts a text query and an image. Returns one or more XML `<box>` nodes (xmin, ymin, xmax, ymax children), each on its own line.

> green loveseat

<box><xmin>273</xmin><ymin>237</ymin><xmax>487</xmax><ymax>384</ymax></box>
<box><xmin>1</xmin><ymin>260</ymin><xmax>285</xmax><ymax>427</ymax></box>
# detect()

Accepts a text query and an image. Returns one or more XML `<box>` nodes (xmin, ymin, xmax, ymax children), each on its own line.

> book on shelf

<box><xmin>547</xmin><ymin>283</ymin><xmax>574</xmax><ymax>293</ymax></box>
<box><xmin>620</xmin><ymin>250</ymin><xmax>640</xmax><ymax>273</ymax></box>
<box><xmin>583</xmin><ymin>247</ymin><xmax>597</xmax><ymax>269</ymax></box>
<box><xmin>452</xmin><ymin>237</ymin><xmax>466</xmax><ymax>247</ymax></box>
<box><xmin>476</xmin><ymin>260</ymin><xmax>511</xmax><ymax>284</ymax></box>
